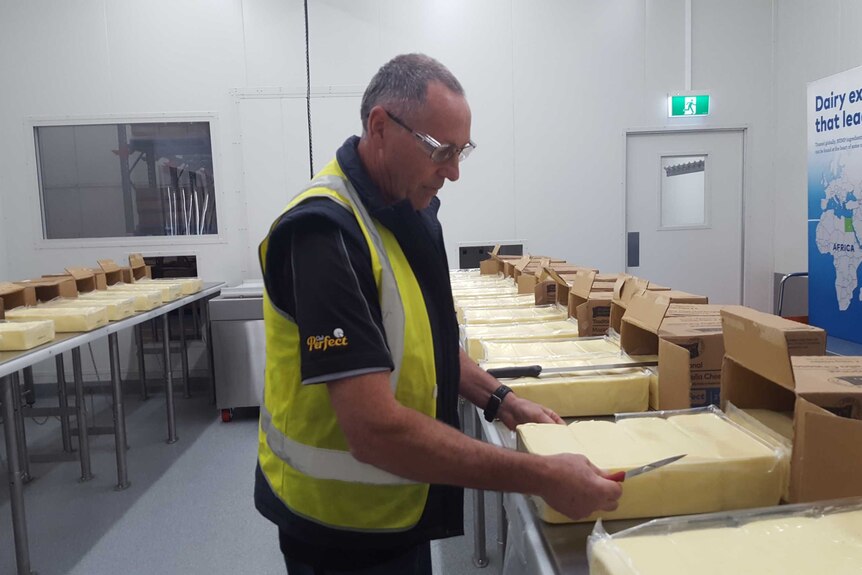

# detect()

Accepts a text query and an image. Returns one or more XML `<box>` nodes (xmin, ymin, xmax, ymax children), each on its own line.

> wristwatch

<box><xmin>483</xmin><ymin>384</ymin><xmax>513</xmax><ymax>422</ymax></box>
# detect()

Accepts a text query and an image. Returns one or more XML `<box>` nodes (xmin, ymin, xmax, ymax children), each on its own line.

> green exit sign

<box><xmin>668</xmin><ymin>95</ymin><xmax>710</xmax><ymax>117</ymax></box>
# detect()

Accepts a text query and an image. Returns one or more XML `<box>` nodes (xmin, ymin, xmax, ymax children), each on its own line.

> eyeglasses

<box><xmin>384</xmin><ymin>109</ymin><xmax>476</xmax><ymax>163</ymax></box>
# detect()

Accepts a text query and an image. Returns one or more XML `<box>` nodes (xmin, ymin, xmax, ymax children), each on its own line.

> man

<box><xmin>255</xmin><ymin>53</ymin><xmax>622</xmax><ymax>574</ymax></box>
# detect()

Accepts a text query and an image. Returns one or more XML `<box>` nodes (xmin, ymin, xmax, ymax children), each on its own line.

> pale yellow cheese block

<box><xmin>40</xmin><ymin>297</ymin><xmax>135</xmax><ymax>321</ymax></box>
<box><xmin>455</xmin><ymin>294</ymin><xmax>535</xmax><ymax>323</ymax></box>
<box><xmin>481</xmin><ymin>338</ymin><xmax>622</xmax><ymax>361</ymax></box>
<box><xmin>462</xmin><ymin>320</ymin><xmax>581</xmax><ymax>361</ymax></box>
<box><xmin>742</xmin><ymin>408</ymin><xmax>794</xmax><ymax>440</ymax></box>
<box><xmin>452</xmin><ymin>289</ymin><xmax>519</xmax><ymax>303</ymax></box>
<box><xmin>136</xmin><ymin>277</ymin><xmax>202</xmax><ymax>295</ymax></box>
<box><xmin>517</xmin><ymin>411</ymin><xmax>786</xmax><ymax>523</ymax></box>
<box><xmin>80</xmin><ymin>290</ymin><xmax>161</xmax><ymax>311</ymax></box>
<box><xmin>6</xmin><ymin>306</ymin><xmax>109</xmax><ymax>332</ymax></box>
<box><xmin>109</xmin><ymin>282</ymin><xmax>179</xmax><ymax>301</ymax></box>
<box><xmin>0</xmin><ymin>321</ymin><xmax>55</xmax><ymax>350</ymax></box>
<box><xmin>461</xmin><ymin>306</ymin><xmax>567</xmax><ymax>325</ymax></box>
<box><xmin>503</xmin><ymin>371</ymin><xmax>650</xmax><ymax>417</ymax></box>
<box><xmin>589</xmin><ymin>507</ymin><xmax>862</xmax><ymax>575</ymax></box>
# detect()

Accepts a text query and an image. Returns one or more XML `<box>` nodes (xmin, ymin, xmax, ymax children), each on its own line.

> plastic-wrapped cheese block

<box><xmin>462</xmin><ymin>320</ymin><xmax>581</xmax><ymax>361</ymax></box>
<box><xmin>136</xmin><ymin>277</ymin><xmax>202</xmax><ymax>295</ymax></box>
<box><xmin>40</xmin><ymin>297</ymin><xmax>135</xmax><ymax>321</ymax></box>
<box><xmin>461</xmin><ymin>306</ymin><xmax>568</xmax><ymax>325</ymax></box>
<box><xmin>80</xmin><ymin>290</ymin><xmax>161</xmax><ymax>311</ymax></box>
<box><xmin>6</xmin><ymin>306</ymin><xmax>109</xmax><ymax>332</ymax></box>
<box><xmin>452</xmin><ymin>287</ymin><xmax>519</xmax><ymax>303</ymax></box>
<box><xmin>0</xmin><ymin>320</ymin><xmax>55</xmax><ymax>350</ymax></box>
<box><xmin>517</xmin><ymin>408</ymin><xmax>787</xmax><ymax>523</ymax></box>
<box><xmin>455</xmin><ymin>294</ymin><xmax>535</xmax><ymax>323</ymax></box>
<box><xmin>108</xmin><ymin>282</ymin><xmax>180</xmax><ymax>301</ymax></box>
<box><xmin>588</xmin><ymin>500</ymin><xmax>862</xmax><ymax>575</ymax></box>
<box><xmin>481</xmin><ymin>338</ymin><xmax>622</xmax><ymax>361</ymax></box>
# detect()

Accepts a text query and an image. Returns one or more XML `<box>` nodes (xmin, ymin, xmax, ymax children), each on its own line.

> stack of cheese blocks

<box><xmin>451</xmin><ymin>270</ymin><xmax>651</xmax><ymax>417</ymax></box>
<box><xmin>517</xmin><ymin>408</ymin><xmax>788</xmax><ymax>523</ymax></box>
<box><xmin>588</xmin><ymin>499</ymin><xmax>862</xmax><ymax>575</ymax></box>
<box><xmin>5</xmin><ymin>305</ymin><xmax>109</xmax><ymax>333</ymax></box>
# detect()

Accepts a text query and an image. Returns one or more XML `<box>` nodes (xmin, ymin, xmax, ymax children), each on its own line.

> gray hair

<box><xmin>360</xmin><ymin>53</ymin><xmax>464</xmax><ymax>132</ymax></box>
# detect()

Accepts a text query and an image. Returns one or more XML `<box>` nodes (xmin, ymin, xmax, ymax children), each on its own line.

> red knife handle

<box><xmin>607</xmin><ymin>471</ymin><xmax>626</xmax><ymax>482</ymax></box>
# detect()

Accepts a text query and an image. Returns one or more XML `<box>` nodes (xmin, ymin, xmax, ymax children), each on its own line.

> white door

<box><xmin>625</xmin><ymin>129</ymin><xmax>744</xmax><ymax>304</ymax></box>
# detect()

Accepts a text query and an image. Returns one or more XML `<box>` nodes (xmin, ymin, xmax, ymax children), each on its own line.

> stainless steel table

<box><xmin>0</xmin><ymin>281</ymin><xmax>224</xmax><ymax>575</ymax></box>
<box><xmin>471</xmin><ymin>407</ymin><xmax>642</xmax><ymax>575</ymax></box>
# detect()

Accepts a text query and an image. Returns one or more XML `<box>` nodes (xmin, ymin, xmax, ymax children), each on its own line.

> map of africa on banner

<box><xmin>808</xmin><ymin>68</ymin><xmax>862</xmax><ymax>343</ymax></box>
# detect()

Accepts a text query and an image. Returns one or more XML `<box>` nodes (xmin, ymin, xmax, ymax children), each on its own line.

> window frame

<box><xmin>27</xmin><ymin>112</ymin><xmax>226</xmax><ymax>250</ymax></box>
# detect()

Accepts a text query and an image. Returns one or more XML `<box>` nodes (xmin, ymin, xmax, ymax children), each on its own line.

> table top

<box><xmin>0</xmin><ymin>282</ymin><xmax>224</xmax><ymax>379</ymax></box>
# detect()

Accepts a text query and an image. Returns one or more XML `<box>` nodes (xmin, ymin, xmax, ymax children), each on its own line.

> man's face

<box><xmin>375</xmin><ymin>82</ymin><xmax>472</xmax><ymax>211</ymax></box>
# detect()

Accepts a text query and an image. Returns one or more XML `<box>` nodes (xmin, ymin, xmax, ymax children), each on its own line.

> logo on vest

<box><xmin>307</xmin><ymin>328</ymin><xmax>349</xmax><ymax>352</ymax></box>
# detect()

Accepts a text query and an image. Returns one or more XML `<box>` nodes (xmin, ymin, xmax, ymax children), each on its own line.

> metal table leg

<box><xmin>162</xmin><ymin>313</ymin><xmax>178</xmax><ymax>444</ymax></box>
<box><xmin>136</xmin><ymin>323</ymin><xmax>148</xmax><ymax>400</ymax></box>
<box><xmin>179</xmin><ymin>307</ymin><xmax>190</xmax><ymax>398</ymax></box>
<box><xmin>2</xmin><ymin>375</ymin><xmax>35</xmax><ymax>575</ymax></box>
<box><xmin>11</xmin><ymin>373</ymin><xmax>31</xmax><ymax>483</ymax></box>
<box><xmin>497</xmin><ymin>491</ymin><xmax>507</xmax><ymax>571</ymax></box>
<box><xmin>108</xmin><ymin>332</ymin><xmax>130</xmax><ymax>490</ymax></box>
<box><xmin>72</xmin><ymin>347</ymin><xmax>93</xmax><ymax>481</ymax></box>
<box><xmin>472</xmin><ymin>407</ymin><xmax>489</xmax><ymax>568</ymax></box>
<box><xmin>202</xmin><ymin>298</ymin><xmax>217</xmax><ymax>405</ymax></box>
<box><xmin>55</xmin><ymin>354</ymin><xmax>73</xmax><ymax>453</ymax></box>
<box><xmin>22</xmin><ymin>366</ymin><xmax>35</xmax><ymax>406</ymax></box>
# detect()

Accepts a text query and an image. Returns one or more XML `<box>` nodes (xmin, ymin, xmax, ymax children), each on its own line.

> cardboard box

<box><xmin>98</xmin><ymin>259</ymin><xmax>134</xmax><ymax>285</ymax></box>
<box><xmin>610</xmin><ymin>276</ymin><xmax>671</xmax><ymax>333</ymax></box>
<box><xmin>14</xmin><ymin>277</ymin><xmax>78</xmax><ymax>303</ymax></box>
<box><xmin>42</xmin><ymin>267</ymin><xmax>102</xmax><ymax>293</ymax></box>
<box><xmin>89</xmin><ymin>269</ymin><xmax>108</xmax><ymax>290</ymax></box>
<box><xmin>620</xmin><ymin>291</ymin><xmax>722</xmax><ymax>409</ymax></box>
<box><xmin>718</xmin><ymin>306</ymin><xmax>861</xmax><ymax>503</ymax></box>
<box><xmin>565</xmin><ymin>271</ymin><xmax>613</xmax><ymax>336</ymax></box>
<box><xmin>0</xmin><ymin>282</ymin><xmax>37</xmax><ymax>310</ymax></box>
<box><xmin>0</xmin><ymin>297</ymin><xmax>4</xmax><ymax>320</ymax></box>
<box><xmin>128</xmin><ymin>253</ymin><xmax>153</xmax><ymax>280</ymax></box>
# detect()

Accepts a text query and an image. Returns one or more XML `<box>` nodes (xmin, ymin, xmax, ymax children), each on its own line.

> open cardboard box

<box><xmin>620</xmin><ymin>291</ymin><xmax>719</xmax><ymax>409</ymax></box>
<box><xmin>718</xmin><ymin>306</ymin><xmax>862</xmax><ymax>502</ymax></box>
<box><xmin>566</xmin><ymin>271</ymin><xmax>615</xmax><ymax>336</ymax></box>
<box><xmin>128</xmin><ymin>253</ymin><xmax>153</xmax><ymax>280</ymax></box>
<box><xmin>43</xmin><ymin>267</ymin><xmax>104</xmax><ymax>293</ymax></box>
<box><xmin>0</xmin><ymin>282</ymin><xmax>37</xmax><ymax>310</ymax></box>
<box><xmin>98</xmin><ymin>259</ymin><xmax>134</xmax><ymax>285</ymax></box>
<box><xmin>14</xmin><ymin>277</ymin><xmax>78</xmax><ymax>302</ymax></box>
<box><xmin>610</xmin><ymin>276</ymin><xmax>671</xmax><ymax>333</ymax></box>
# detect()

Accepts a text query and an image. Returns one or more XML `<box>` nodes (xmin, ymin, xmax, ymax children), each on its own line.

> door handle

<box><xmin>627</xmin><ymin>232</ymin><xmax>640</xmax><ymax>267</ymax></box>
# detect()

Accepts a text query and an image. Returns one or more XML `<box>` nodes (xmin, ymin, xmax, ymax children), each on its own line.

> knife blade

<box><xmin>486</xmin><ymin>360</ymin><xmax>658</xmax><ymax>380</ymax></box>
<box><xmin>607</xmin><ymin>454</ymin><xmax>686</xmax><ymax>482</ymax></box>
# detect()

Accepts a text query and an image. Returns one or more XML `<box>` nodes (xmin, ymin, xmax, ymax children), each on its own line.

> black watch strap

<box><xmin>483</xmin><ymin>384</ymin><xmax>513</xmax><ymax>422</ymax></box>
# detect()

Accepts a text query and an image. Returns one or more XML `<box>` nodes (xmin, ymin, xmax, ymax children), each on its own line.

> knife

<box><xmin>486</xmin><ymin>360</ymin><xmax>658</xmax><ymax>379</ymax></box>
<box><xmin>606</xmin><ymin>454</ymin><xmax>686</xmax><ymax>482</ymax></box>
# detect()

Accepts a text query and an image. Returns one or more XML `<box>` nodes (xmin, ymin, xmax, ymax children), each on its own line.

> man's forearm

<box><xmin>458</xmin><ymin>348</ymin><xmax>501</xmax><ymax>407</ymax></box>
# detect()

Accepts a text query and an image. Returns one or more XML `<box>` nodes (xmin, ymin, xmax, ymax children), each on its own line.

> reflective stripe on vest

<box><xmin>259</xmin><ymin>403</ymin><xmax>414</xmax><ymax>485</ymax></box>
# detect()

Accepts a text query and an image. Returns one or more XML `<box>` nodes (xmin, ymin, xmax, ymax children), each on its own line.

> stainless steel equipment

<box><xmin>210</xmin><ymin>281</ymin><xmax>265</xmax><ymax>421</ymax></box>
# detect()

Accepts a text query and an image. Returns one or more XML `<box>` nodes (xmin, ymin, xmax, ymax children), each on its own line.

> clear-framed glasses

<box><xmin>384</xmin><ymin>109</ymin><xmax>476</xmax><ymax>163</ymax></box>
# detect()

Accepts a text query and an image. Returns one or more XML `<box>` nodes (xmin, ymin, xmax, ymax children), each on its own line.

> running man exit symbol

<box><xmin>669</xmin><ymin>95</ymin><xmax>710</xmax><ymax>117</ymax></box>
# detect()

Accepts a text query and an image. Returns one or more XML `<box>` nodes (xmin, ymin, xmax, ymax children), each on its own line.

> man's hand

<box><xmin>537</xmin><ymin>454</ymin><xmax>623</xmax><ymax>520</ymax></box>
<box><xmin>497</xmin><ymin>393</ymin><xmax>564</xmax><ymax>430</ymax></box>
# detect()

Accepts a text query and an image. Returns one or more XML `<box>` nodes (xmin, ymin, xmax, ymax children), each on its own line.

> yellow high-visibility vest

<box><xmin>257</xmin><ymin>159</ymin><xmax>437</xmax><ymax>530</ymax></box>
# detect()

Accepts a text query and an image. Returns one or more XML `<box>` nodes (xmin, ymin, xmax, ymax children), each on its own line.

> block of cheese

<box><xmin>588</xmin><ymin>502</ymin><xmax>862</xmax><ymax>575</ymax></box>
<box><xmin>452</xmin><ymin>287</ymin><xmax>519</xmax><ymax>302</ymax></box>
<box><xmin>462</xmin><ymin>320</ymin><xmax>581</xmax><ymax>361</ymax></box>
<box><xmin>40</xmin><ymin>297</ymin><xmax>135</xmax><ymax>321</ymax></box>
<box><xmin>80</xmin><ymin>290</ymin><xmax>160</xmax><ymax>311</ymax></box>
<box><xmin>455</xmin><ymin>294</ymin><xmax>535</xmax><ymax>323</ymax></box>
<box><xmin>0</xmin><ymin>320</ymin><xmax>55</xmax><ymax>350</ymax></box>
<box><xmin>5</xmin><ymin>306</ymin><xmax>109</xmax><ymax>332</ymax></box>
<box><xmin>108</xmin><ymin>282</ymin><xmax>179</xmax><ymax>301</ymax></box>
<box><xmin>741</xmin><ymin>409</ymin><xmax>794</xmax><ymax>440</ymax></box>
<box><xmin>481</xmin><ymin>338</ymin><xmax>623</xmax><ymax>361</ymax></box>
<box><xmin>461</xmin><ymin>306</ymin><xmax>567</xmax><ymax>325</ymax></box>
<box><xmin>517</xmin><ymin>409</ymin><xmax>786</xmax><ymax>523</ymax></box>
<box><xmin>495</xmin><ymin>370</ymin><xmax>650</xmax><ymax>417</ymax></box>
<box><xmin>136</xmin><ymin>277</ymin><xmax>203</xmax><ymax>295</ymax></box>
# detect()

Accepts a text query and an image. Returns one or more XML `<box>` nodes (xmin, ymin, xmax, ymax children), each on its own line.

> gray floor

<box><xmin>0</xmin><ymin>383</ymin><xmax>503</xmax><ymax>574</ymax></box>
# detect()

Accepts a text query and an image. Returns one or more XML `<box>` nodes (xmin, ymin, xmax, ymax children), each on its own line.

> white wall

<box><xmin>0</xmin><ymin>0</ymin><xmax>781</xmax><ymax>377</ymax></box>
<box><xmin>774</xmin><ymin>0</ymin><xmax>862</xmax><ymax>274</ymax></box>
